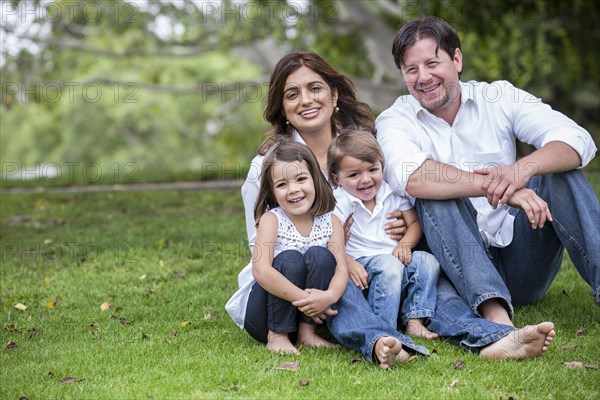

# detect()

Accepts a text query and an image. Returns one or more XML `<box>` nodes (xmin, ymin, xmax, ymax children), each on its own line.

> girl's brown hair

<box><xmin>254</xmin><ymin>140</ymin><xmax>335</xmax><ymax>225</ymax></box>
<box><xmin>258</xmin><ymin>51</ymin><xmax>375</xmax><ymax>155</ymax></box>
<box><xmin>327</xmin><ymin>127</ymin><xmax>385</xmax><ymax>188</ymax></box>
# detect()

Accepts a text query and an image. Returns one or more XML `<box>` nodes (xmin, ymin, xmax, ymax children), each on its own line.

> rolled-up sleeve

<box><xmin>506</xmin><ymin>81</ymin><xmax>597</xmax><ymax>167</ymax></box>
<box><xmin>241</xmin><ymin>155</ymin><xmax>264</xmax><ymax>251</ymax></box>
<box><xmin>376</xmin><ymin>105</ymin><xmax>431</xmax><ymax>196</ymax></box>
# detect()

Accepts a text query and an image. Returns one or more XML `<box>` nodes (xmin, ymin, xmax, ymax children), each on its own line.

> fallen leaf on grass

<box><xmin>28</xmin><ymin>328</ymin><xmax>40</xmax><ymax>339</ymax></box>
<box><xmin>452</xmin><ymin>361</ymin><xmax>465</xmax><ymax>369</ymax></box>
<box><xmin>298</xmin><ymin>380</ymin><xmax>310</xmax><ymax>387</ymax></box>
<box><xmin>562</xmin><ymin>361</ymin><xmax>596</xmax><ymax>370</ymax></box>
<box><xmin>119</xmin><ymin>318</ymin><xmax>130</xmax><ymax>325</ymax></box>
<box><xmin>110</xmin><ymin>307</ymin><xmax>123</xmax><ymax>319</ymax></box>
<box><xmin>46</xmin><ymin>296</ymin><xmax>62</xmax><ymax>309</ymax></box>
<box><xmin>575</xmin><ymin>328</ymin><xmax>588</xmax><ymax>337</ymax></box>
<box><xmin>350</xmin><ymin>357</ymin><xmax>364</xmax><ymax>364</ymax></box>
<box><xmin>560</xmin><ymin>344</ymin><xmax>578</xmax><ymax>350</ymax></box>
<box><xmin>179</xmin><ymin>321</ymin><xmax>192</xmax><ymax>328</ymax></box>
<box><xmin>203</xmin><ymin>312</ymin><xmax>219</xmax><ymax>320</ymax></box>
<box><xmin>100</xmin><ymin>302</ymin><xmax>112</xmax><ymax>311</ymax></box>
<box><xmin>276</xmin><ymin>361</ymin><xmax>300</xmax><ymax>371</ymax></box>
<box><xmin>14</xmin><ymin>303</ymin><xmax>27</xmax><ymax>311</ymax></box>
<box><xmin>60</xmin><ymin>377</ymin><xmax>85</xmax><ymax>384</ymax></box>
<box><xmin>138</xmin><ymin>274</ymin><xmax>147</xmax><ymax>281</ymax></box>
<box><xmin>5</xmin><ymin>341</ymin><xmax>18</xmax><ymax>351</ymax></box>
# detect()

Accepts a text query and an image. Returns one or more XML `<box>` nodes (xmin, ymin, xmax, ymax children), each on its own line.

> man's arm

<box><xmin>406</xmin><ymin>159</ymin><xmax>487</xmax><ymax>199</ymax></box>
<box><xmin>478</xmin><ymin>141</ymin><xmax>582</xmax><ymax>208</ymax></box>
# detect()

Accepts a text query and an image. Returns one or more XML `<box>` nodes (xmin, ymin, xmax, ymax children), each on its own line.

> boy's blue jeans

<box><xmin>356</xmin><ymin>250</ymin><xmax>440</xmax><ymax>328</ymax></box>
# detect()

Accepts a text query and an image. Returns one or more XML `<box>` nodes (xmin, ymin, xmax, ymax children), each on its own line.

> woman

<box><xmin>226</xmin><ymin>51</ymin><xmax>554</xmax><ymax>368</ymax></box>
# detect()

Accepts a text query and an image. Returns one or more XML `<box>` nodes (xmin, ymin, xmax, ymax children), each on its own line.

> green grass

<box><xmin>1</xmin><ymin>187</ymin><xmax>599</xmax><ymax>399</ymax></box>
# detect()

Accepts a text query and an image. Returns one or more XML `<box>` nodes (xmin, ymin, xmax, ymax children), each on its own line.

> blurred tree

<box><xmin>1</xmin><ymin>0</ymin><xmax>598</xmax><ymax>183</ymax></box>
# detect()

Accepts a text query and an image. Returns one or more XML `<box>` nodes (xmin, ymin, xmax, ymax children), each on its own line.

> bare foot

<box><xmin>478</xmin><ymin>299</ymin><xmax>514</xmax><ymax>326</ymax></box>
<box><xmin>480</xmin><ymin>322</ymin><xmax>555</xmax><ymax>360</ymax></box>
<box><xmin>266</xmin><ymin>331</ymin><xmax>299</xmax><ymax>355</ymax></box>
<box><xmin>296</xmin><ymin>322</ymin><xmax>338</xmax><ymax>349</ymax></box>
<box><xmin>374</xmin><ymin>336</ymin><xmax>410</xmax><ymax>369</ymax></box>
<box><xmin>406</xmin><ymin>319</ymin><xmax>438</xmax><ymax>340</ymax></box>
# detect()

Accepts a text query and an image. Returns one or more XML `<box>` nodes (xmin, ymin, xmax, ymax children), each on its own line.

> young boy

<box><xmin>327</xmin><ymin>128</ymin><xmax>440</xmax><ymax>338</ymax></box>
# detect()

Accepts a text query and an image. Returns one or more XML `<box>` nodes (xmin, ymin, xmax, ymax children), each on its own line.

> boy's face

<box><xmin>335</xmin><ymin>155</ymin><xmax>383</xmax><ymax>207</ymax></box>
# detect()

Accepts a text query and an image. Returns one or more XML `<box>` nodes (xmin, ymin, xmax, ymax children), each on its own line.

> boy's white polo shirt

<box><xmin>333</xmin><ymin>181</ymin><xmax>413</xmax><ymax>259</ymax></box>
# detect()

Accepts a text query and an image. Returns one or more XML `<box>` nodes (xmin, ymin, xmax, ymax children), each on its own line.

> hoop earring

<box><xmin>335</xmin><ymin>106</ymin><xmax>339</xmax><ymax>112</ymax></box>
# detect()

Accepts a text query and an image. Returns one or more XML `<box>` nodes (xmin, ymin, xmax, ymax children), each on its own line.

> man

<box><xmin>376</xmin><ymin>16</ymin><xmax>599</xmax><ymax>324</ymax></box>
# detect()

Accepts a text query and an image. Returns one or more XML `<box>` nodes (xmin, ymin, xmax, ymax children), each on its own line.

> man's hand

<box><xmin>343</xmin><ymin>213</ymin><xmax>354</xmax><ymax>243</ymax></box>
<box><xmin>475</xmin><ymin>162</ymin><xmax>537</xmax><ymax>208</ymax></box>
<box><xmin>384</xmin><ymin>210</ymin><xmax>407</xmax><ymax>241</ymax></box>
<box><xmin>506</xmin><ymin>188</ymin><xmax>552</xmax><ymax>229</ymax></box>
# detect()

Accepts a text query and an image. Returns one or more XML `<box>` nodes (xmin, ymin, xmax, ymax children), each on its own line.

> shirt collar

<box><xmin>344</xmin><ymin>181</ymin><xmax>395</xmax><ymax>212</ymax></box>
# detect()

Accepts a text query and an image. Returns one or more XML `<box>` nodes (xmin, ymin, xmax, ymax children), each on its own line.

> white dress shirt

<box><xmin>376</xmin><ymin>80</ymin><xmax>597</xmax><ymax>247</ymax></box>
<box><xmin>333</xmin><ymin>182</ymin><xmax>414</xmax><ymax>258</ymax></box>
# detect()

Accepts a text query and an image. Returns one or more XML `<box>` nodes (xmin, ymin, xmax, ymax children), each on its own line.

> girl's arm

<box><xmin>252</xmin><ymin>212</ymin><xmax>308</xmax><ymax>303</ymax></box>
<box><xmin>392</xmin><ymin>207</ymin><xmax>422</xmax><ymax>265</ymax></box>
<box><xmin>292</xmin><ymin>215</ymin><xmax>349</xmax><ymax>319</ymax></box>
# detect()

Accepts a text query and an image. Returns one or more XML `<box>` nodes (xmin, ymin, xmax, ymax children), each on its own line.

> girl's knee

<box><xmin>273</xmin><ymin>250</ymin><xmax>305</xmax><ymax>274</ymax></box>
<box><xmin>304</xmin><ymin>246</ymin><xmax>336</xmax><ymax>272</ymax></box>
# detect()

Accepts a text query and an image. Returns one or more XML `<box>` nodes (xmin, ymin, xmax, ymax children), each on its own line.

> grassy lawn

<box><xmin>1</xmin><ymin>186</ymin><xmax>599</xmax><ymax>399</ymax></box>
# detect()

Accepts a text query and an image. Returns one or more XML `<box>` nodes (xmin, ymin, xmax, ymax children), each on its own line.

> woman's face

<box><xmin>282</xmin><ymin>66</ymin><xmax>338</xmax><ymax>136</ymax></box>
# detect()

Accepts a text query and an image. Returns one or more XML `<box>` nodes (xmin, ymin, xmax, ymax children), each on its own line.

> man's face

<box><xmin>401</xmin><ymin>37</ymin><xmax>463</xmax><ymax>119</ymax></box>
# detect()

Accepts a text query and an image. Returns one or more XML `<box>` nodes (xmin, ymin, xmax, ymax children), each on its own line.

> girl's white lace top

<box><xmin>225</xmin><ymin>207</ymin><xmax>333</xmax><ymax>328</ymax></box>
<box><xmin>270</xmin><ymin>207</ymin><xmax>333</xmax><ymax>257</ymax></box>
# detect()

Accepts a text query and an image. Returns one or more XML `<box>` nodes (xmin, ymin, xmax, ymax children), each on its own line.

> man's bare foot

<box><xmin>406</xmin><ymin>319</ymin><xmax>438</xmax><ymax>339</ymax></box>
<box><xmin>478</xmin><ymin>299</ymin><xmax>514</xmax><ymax>326</ymax></box>
<box><xmin>480</xmin><ymin>322</ymin><xmax>555</xmax><ymax>360</ymax></box>
<box><xmin>296</xmin><ymin>322</ymin><xmax>338</xmax><ymax>349</ymax></box>
<box><xmin>374</xmin><ymin>336</ymin><xmax>410</xmax><ymax>369</ymax></box>
<box><xmin>266</xmin><ymin>331</ymin><xmax>299</xmax><ymax>355</ymax></box>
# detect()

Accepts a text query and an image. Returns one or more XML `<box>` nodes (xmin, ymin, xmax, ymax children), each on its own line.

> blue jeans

<box><xmin>326</xmin><ymin>281</ymin><xmax>430</xmax><ymax>362</ymax></box>
<box><xmin>244</xmin><ymin>247</ymin><xmax>336</xmax><ymax>343</ymax></box>
<box><xmin>356</xmin><ymin>251</ymin><xmax>439</xmax><ymax>327</ymax></box>
<box><xmin>426</xmin><ymin>276</ymin><xmax>516</xmax><ymax>351</ymax></box>
<box><xmin>355</xmin><ymin>254</ymin><xmax>404</xmax><ymax>328</ymax></box>
<box><xmin>416</xmin><ymin>170</ymin><xmax>600</xmax><ymax>309</ymax></box>
<box><xmin>400</xmin><ymin>251</ymin><xmax>440</xmax><ymax>325</ymax></box>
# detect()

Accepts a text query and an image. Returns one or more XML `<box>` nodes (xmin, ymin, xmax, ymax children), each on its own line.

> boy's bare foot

<box><xmin>478</xmin><ymin>299</ymin><xmax>514</xmax><ymax>326</ymax></box>
<box><xmin>480</xmin><ymin>322</ymin><xmax>555</xmax><ymax>360</ymax></box>
<box><xmin>374</xmin><ymin>336</ymin><xmax>410</xmax><ymax>369</ymax></box>
<box><xmin>296</xmin><ymin>322</ymin><xmax>338</xmax><ymax>349</ymax></box>
<box><xmin>406</xmin><ymin>319</ymin><xmax>439</xmax><ymax>339</ymax></box>
<box><xmin>266</xmin><ymin>331</ymin><xmax>300</xmax><ymax>355</ymax></box>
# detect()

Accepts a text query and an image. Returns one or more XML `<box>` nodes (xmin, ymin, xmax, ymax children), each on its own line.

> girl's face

<box><xmin>335</xmin><ymin>155</ymin><xmax>383</xmax><ymax>209</ymax></box>
<box><xmin>270</xmin><ymin>159</ymin><xmax>315</xmax><ymax>219</ymax></box>
<box><xmin>282</xmin><ymin>66</ymin><xmax>338</xmax><ymax>136</ymax></box>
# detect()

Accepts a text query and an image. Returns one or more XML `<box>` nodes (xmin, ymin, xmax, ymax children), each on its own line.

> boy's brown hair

<box><xmin>327</xmin><ymin>128</ymin><xmax>385</xmax><ymax>188</ymax></box>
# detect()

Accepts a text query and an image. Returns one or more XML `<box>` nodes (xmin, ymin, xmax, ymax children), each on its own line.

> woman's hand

<box><xmin>384</xmin><ymin>210</ymin><xmax>407</xmax><ymax>241</ymax></box>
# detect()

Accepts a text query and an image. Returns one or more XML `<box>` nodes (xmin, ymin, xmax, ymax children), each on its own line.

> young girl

<box><xmin>247</xmin><ymin>140</ymin><xmax>348</xmax><ymax>355</ymax></box>
<box><xmin>328</xmin><ymin>128</ymin><xmax>440</xmax><ymax>339</ymax></box>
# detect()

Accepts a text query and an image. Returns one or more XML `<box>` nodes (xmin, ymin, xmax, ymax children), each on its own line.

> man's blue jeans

<box><xmin>416</xmin><ymin>170</ymin><xmax>600</xmax><ymax>309</ymax></box>
<box><xmin>356</xmin><ymin>251</ymin><xmax>439</xmax><ymax>327</ymax></box>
